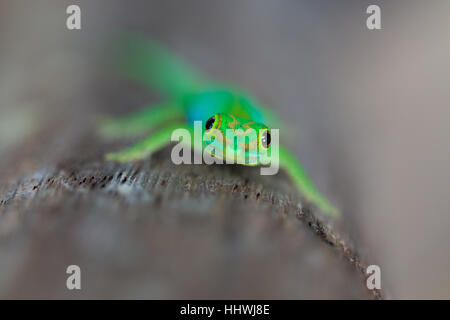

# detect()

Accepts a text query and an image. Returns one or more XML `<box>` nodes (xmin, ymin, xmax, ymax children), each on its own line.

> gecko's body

<box><xmin>99</xmin><ymin>35</ymin><xmax>340</xmax><ymax>217</ymax></box>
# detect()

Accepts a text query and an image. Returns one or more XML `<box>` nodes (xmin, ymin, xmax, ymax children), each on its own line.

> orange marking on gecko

<box><xmin>228</xmin><ymin>114</ymin><xmax>239</xmax><ymax>129</ymax></box>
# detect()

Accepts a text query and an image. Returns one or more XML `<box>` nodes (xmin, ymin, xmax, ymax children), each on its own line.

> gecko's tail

<box><xmin>113</xmin><ymin>33</ymin><xmax>208</xmax><ymax>98</ymax></box>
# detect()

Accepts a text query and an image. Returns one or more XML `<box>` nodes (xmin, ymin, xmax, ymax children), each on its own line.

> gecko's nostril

<box><xmin>205</xmin><ymin>116</ymin><xmax>215</xmax><ymax>130</ymax></box>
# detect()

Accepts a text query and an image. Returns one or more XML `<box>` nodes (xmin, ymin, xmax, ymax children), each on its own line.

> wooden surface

<box><xmin>0</xmin><ymin>107</ymin><xmax>380</xmax><ymax>299</ymax></box>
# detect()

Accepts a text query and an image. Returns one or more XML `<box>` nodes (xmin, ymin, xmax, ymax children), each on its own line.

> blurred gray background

<box><xmin>0</xmin><ymin>0</ymin><xmax>449</xmax><ymax>299</ymax></box>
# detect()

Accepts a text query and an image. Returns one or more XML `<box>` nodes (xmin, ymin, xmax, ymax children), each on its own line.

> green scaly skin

<box><xmin>99</xmin><ymin>35</ymin><xmax>340</xmax><ymax>217</ymax></box>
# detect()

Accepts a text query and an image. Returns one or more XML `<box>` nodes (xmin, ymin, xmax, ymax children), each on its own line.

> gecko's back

<box><xmin>115</xmin><ymin>34</ymin><xmax>280</xmax><ymax>129</ymax></box>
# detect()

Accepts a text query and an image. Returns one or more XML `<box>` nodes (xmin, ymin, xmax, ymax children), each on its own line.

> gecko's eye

<box><xmin>205</xmin><ymin>114</ymin><xmax>221</xmax><ymax>131</ymax></box>
<box><xmin>260</xmin><ymin>130</ymin><xmax>271</xmax><ymax>149</ymax></box>
<box><xmin>205</xmin><ymin>116</ymin><xmax>215</xmax><ymax>130</ymax></box>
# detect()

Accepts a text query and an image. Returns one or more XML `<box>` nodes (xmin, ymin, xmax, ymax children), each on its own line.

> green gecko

<box><xmin>99</xmin><ymin>35</ymin><xmax>340</xmax><ymax>217</ymax></box>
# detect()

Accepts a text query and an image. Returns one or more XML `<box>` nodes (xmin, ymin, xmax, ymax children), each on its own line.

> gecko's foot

<box><xmin>317</xmin><ymin>203</ymin><xmax>340</xmax><ymax>218</ymax></box>
<box><xmin>105</xmin><ymin>151</ymin><xmax>130</xmax><ymax>163</ymax></box>
<box><xmin>105</xmin><ymin>150</ymin><xmax>149</xmax><ymax>163</ymax></box>
<box><xmin>303</xmin><ymin>195</ymin><xmax>340</xmax><ymax>218</ymax></box>
<box><xmin>327</xmin><ymin>208</ymin><xmax>340</xmax><ymax>218</ymax></box>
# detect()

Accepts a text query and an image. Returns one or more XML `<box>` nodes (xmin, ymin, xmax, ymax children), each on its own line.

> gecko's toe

<box><xmin>105</xmin><ymin>152</ymin><xmax>128</xmax><ymax>163</ymax></box>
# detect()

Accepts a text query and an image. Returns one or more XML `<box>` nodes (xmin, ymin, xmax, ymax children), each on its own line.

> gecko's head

<box><xmin>203</xmin><ymin>113</ymin><xmax>272</xmax><ymax>166</ymax></box>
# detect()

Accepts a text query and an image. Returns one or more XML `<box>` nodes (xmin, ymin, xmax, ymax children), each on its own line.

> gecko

<box><xmin>98</xmin><ymin>35</ymin><xmax>340</xmax><ymax>217</ymax></box>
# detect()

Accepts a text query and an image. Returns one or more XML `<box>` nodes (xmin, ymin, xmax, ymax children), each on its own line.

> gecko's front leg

<box><xmin>105</xmin><ymin>122</ymin><xmax>189</xmax><ymax>162</ymax></box>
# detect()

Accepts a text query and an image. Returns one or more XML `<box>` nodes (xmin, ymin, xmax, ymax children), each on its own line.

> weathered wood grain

<box><xmin>0</xmin><ymin>117</ymin><xmax>380</xmax><ymax>299</ymax></box>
